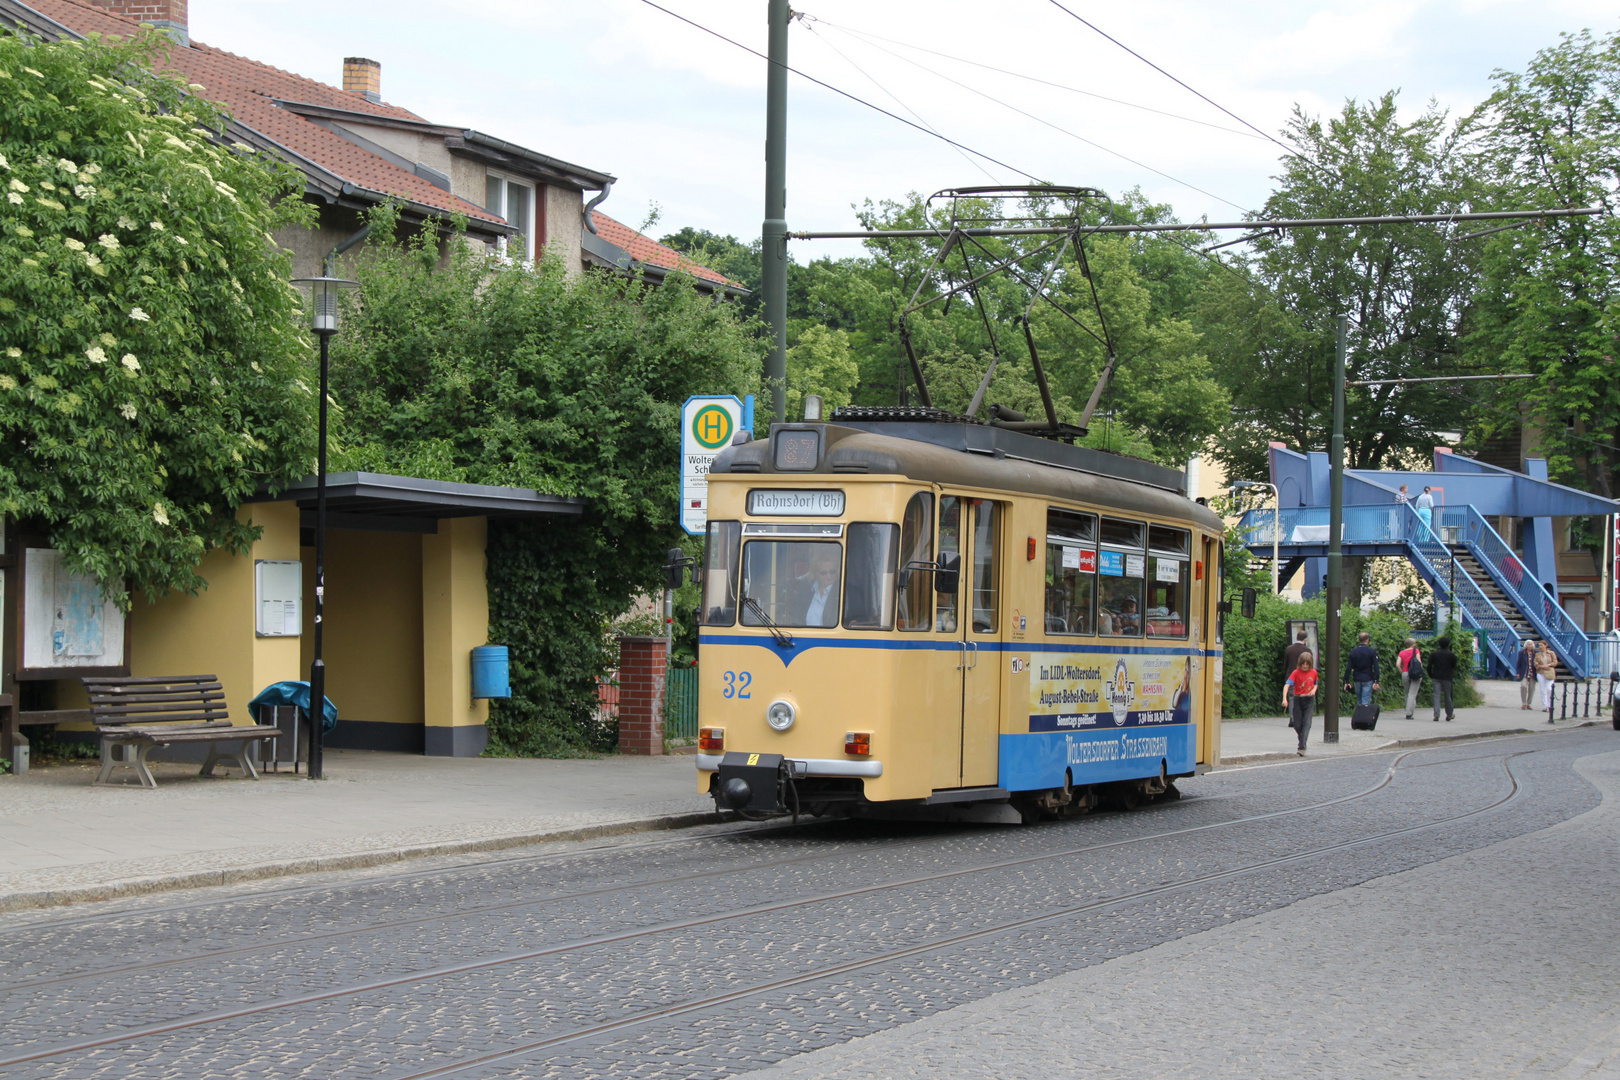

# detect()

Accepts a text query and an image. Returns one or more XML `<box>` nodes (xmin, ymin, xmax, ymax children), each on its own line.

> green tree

<box><xmin>1463</xmin><ymin>30</ymin><xmax>1620</xmax><ymax>498</ymax></box>
<box><xmin>0</xmin><ymin>31</ymin><xmax>316</xmax><ymax>599</ymax></box>
<box><xmin>785</xmin><ymin>323</ymin><xmax>857</xmax><ymax>418</ymax></box>
<box><xmin>1202</xmin><ymin>92</ymin><xmax>1477</xmax><ymax>479</ymax></box>
<box><xmin>330</xmin><ymin>213</ymin><xmax>762</xmax><ymax>753</ymax></box>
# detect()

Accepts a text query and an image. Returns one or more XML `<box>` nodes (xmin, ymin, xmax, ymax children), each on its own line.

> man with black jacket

<box><xmin>1429</xmin><ymin>638</ymin><xmax>1459</xmax><ymax>722</ymax></box>
<box><xmin>1343</xmin><ymin>632</ymin><xmax>1381</xmax><ymax>708</ymax></box>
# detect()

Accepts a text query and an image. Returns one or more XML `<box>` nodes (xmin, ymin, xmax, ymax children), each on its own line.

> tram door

<box><xmin>1195</xmin><ymin>535</ymin><xmax>1217</xmax><ymax>764</ymax></box>
<box><xmin>930</xmin><ymin>494</ymin><xmax>1004</xmax><ymax>789</ymax></box>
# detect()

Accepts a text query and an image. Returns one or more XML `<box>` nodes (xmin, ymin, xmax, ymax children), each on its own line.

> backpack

<box><xmin>1407</xmin><ymin>651</ymin><xmax>1425</xmax><ymax>680</ymax></box>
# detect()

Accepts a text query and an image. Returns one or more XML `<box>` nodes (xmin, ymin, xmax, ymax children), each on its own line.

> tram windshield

<box><xmin>741</xmin><ymin>541</ymin><xmax>844</xmax><ymax>628</ymax></box>
<box><xmin>702</xmin><ymin>520</ymin><xmax>741</xmax><ymax>625</ymax></box>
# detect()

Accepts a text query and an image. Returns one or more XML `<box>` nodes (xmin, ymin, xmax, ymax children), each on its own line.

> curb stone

<box><xmin>0</xmin><ymin>810</ymin><xmax>726</xmax><ymax>914</ymax></box>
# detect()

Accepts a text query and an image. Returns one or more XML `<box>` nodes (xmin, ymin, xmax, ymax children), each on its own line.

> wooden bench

<box><xmin>83</xmin><ymin>675</ymin><xmax>280</xmax><ymax>789</ymax></box>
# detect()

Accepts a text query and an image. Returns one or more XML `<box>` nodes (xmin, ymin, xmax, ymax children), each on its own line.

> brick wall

<box><xmin>617</xmin><ymin>636</ymin><xmax>667</xmax><ymax>755</ymax></box>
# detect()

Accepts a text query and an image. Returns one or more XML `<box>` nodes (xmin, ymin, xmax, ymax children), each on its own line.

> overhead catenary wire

<box><xmin>632</xmin><ymin>0</ymin><xmax>1041</xmax><ymax>182</ymax></box>
<box><xmin>799</xmin><ymin>21</ymin><xmax>1000</xmax><ymax>185</ymax></box>
<box><xmin>806</xmin><ymin>15</ymin><xmax>1265</xmax><ymax>141</ymax></box>
<box><xmin>806</xmin><ymin>15</ymin><xmax>1253</xmax><ymax>214</ymax></box>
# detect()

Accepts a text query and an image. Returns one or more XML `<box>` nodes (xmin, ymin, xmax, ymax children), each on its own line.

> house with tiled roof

<box><xmin>0</xmin><ymin>0</ymin><xmax>744</xmax><ymax>293</ymax></box>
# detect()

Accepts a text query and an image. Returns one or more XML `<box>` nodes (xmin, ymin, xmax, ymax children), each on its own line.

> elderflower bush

<box><xmin>0</xmin><ymin>31</ymin><xmax>316</xmax><ymax>600</ymax></box>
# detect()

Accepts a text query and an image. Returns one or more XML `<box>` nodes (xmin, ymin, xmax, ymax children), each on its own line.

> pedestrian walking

<box><xmin>1343</xmin><ymin>631</ymin><xmax>1381</xmax><ymax>708</ymax></box>
<box><xmin>1515</xmin><ymin>639</ymin><xmax>1537</xmax><ymax>710</ymax></box>
<box><xmin>1534</xmin><ymin>642</ymin><xmax>1559</xmax><ymax>716</ymax></box>
<box><xmin>1398</xmin><ymin>637</ymin><xmax>1424</xmax><ymax>719</ymax></box>
<box><xmin>1415</xmin><ymin>486</ymin><xmax>1435</xmax><ymax>540</ymax></box>
<box><xmin>1393</xmin><ymin>483</ymin><xmax>1411</xmax><ymax>538</ymax></box>
<box><xmin>1428</xmin><ymin>637</ymin><xmax>1457</xmax><ymax>722</ymax></box>
<box><xmin>1284</xmin><ymin>629</ymin><xmax>1310</xmax><ymax>678</ymax></box>
<box><xmin>1283</xmin><ymin>652</ymin><xmax>1319</xmax><ymax>756</ymax></box>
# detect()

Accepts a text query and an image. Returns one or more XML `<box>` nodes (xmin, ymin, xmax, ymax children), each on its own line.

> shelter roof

<box><xmin>247</xmin><ymin>473</ymin><xmax>583</xmax><ymax>534</ymax></box>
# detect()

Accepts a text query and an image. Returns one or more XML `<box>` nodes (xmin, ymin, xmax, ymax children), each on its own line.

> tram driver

<box><xmin>789</xmin><ymin>551</ymin><xmax>842</xmax><ymax>628</ymax></box>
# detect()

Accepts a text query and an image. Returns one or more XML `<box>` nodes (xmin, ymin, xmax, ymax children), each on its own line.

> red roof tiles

<box><xmin>23</xmin><ymin>0</ymin><xmax>504</xmax><ymax>225</ymax></box>
<box><xmin>590</xmin><ymin>212</ymin><xmax>740</xmax><ymax>288</ymax></box>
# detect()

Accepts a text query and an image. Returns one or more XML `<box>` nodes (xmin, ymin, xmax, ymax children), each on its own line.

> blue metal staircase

<box><xmin>1238</xmin><ymin>503</ymin><xmax>1596</xmax><ymax>678</ymax></box>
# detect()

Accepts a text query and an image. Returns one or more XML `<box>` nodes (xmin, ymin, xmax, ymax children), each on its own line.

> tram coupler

<box><xmin>714</xmin><ymin>751</ymin><xmax>791</xmax><ymax>814</ymax></box>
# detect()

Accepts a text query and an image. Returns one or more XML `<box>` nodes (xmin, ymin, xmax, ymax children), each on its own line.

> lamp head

<box><xmin>291</xmin><ymin>276</ymin><xmax>360</xmax><ymax>334</ymax></box>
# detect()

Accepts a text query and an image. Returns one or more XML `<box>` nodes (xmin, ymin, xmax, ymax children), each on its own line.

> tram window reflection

<box><xmin>971</xmin><ymin>500</ymin><xmax>998</xmax><ymax>633</ymax></box>
<box><xmin>1045</xmin><ymin>507</ymin><xmax>1096</xmax><ymax>635</ymax></box>
<box><xmin>846</xmin><ymin>523</ymin><xmax>900</xmax><ymax>630</ymax></box>
<box><xmin>896</xmin><ymin>493</ymin><xmax>934</xmax><ymax>631</ymax></box>
<box><xmin>936</xmin><ymin>496</ymin><xmax>962</xmax><ymax>633</ymax></box>
<box><xmin>741</xmin><ymin>540</ymin><xmax>843</xmax><ymax>628</ymax></box>
<box><xmin>1097</xmin><ymin>517</ymin><xmax>1145</xmax><ymax>637</ymax></box>
<box><xmin>1147</xmin><ymin>525</ymin><xmax>1190</xmax><ymax>639</ymax></box>
<box><xmin>702</xmin><ymin>520</ymin><xmax>740</xmax><ymax>626</ymax></box>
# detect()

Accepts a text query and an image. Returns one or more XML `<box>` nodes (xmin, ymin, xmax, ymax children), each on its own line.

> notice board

<box><xmin>16</xmin><ymin>545</ymin><xmax>129</xmax><ymax>680</ymax></box>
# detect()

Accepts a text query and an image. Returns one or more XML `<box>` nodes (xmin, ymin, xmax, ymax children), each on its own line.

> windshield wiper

<box><xmin>743</xmin><ymin>597</ymin><xmax>795</xmax><ymax>648</ymax></box>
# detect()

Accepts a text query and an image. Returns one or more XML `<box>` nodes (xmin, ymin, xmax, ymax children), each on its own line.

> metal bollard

<box><xmin>1561</xmin><ymin>681</ymin><xmax>1569</xmax><ymax>719</ymax></box>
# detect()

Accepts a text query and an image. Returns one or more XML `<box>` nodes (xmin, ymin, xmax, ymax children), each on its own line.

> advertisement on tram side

<box><xmin>1027</xmin><ymin>652</ymin><xmax>1194</xmax><ymax>732</ymax></box>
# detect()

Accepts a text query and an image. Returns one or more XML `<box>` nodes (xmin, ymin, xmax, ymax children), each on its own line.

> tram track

<box><xmin>1</xmin><ymin>746</ymin><xmax>1407</xmax><ymax>997</ymax></box>
<box><xmin>0</xmin><ymin>744</ymin><xmax>1530</xmax><ymax>1072</ymax></box>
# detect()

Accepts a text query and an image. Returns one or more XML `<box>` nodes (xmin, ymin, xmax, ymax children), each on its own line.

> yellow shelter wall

<box><xmin>128</xmin><ymin>502</ymin><xmax>302</xmax><ymax>724</ymax></box>
<box><xmin>422</xmin><ymin>517</ymin><xmax>490</xmax><ymax>747</ymax></box>
<box><xmin>300</xmin><ymin>530</ymin><xmax>425</xmax><ymax>731</ymax></box>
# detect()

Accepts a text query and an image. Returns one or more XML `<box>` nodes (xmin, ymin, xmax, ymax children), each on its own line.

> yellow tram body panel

<box><xmin>694</xmin><ymin>421</ymin><xmax>1227</xmax><ymax>811</ymax></box>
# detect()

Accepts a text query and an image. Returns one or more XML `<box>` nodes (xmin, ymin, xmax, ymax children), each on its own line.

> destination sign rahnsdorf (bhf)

<box><xmin>680</xmin><ymin>396</ymin><xmax>744</xmax><ymax>535</ymax></box>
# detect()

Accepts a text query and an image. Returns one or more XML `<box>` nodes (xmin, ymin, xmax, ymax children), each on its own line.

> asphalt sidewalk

<box><xmin>1219</xmin><ymin>676</ymin><xmax>1611</xmax><ymax>763</ymax></box>
<box><xmin>0</xmin><ymin>680</ymin><xmax>1609</xmax><ymax>913</ymax></box>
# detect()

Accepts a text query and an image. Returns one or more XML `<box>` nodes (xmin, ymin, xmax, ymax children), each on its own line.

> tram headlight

<box><xmin>765</xmin><ymin>699</ymin><xmax>796</xmax><ymax>732</ymax></box>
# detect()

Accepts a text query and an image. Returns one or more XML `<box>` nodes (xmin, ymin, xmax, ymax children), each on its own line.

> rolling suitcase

<box><xmin>1350</xmin><ymin>701</ymin><xmax>1380</xmax><ymax>731</ymax></box>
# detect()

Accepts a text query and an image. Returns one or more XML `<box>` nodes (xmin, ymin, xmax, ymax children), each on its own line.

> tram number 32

<box><xmin>721</xmin><ymin>671</ymin><xmax>753</xmax><ymax>699</ymax></box>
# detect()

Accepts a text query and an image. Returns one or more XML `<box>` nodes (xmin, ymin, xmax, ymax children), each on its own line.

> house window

<box><xmin>485</xmin><ymin>172</ymin><xmax>534</xmax><ymax>261</ymax></box>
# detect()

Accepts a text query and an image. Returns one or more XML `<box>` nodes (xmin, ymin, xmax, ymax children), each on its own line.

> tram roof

<box><xmin>712</xmin><ymin>421</ymin><xmax>1223</xmax><ymax>532</ymax></box>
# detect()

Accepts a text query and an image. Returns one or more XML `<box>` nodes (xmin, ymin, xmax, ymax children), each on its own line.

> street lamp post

<box><xmin>290</xmin><ymin>276</ymin><xmax>358</xmax><ymax>780</ymax></box>
<box><xmin>1231</xmin><ymin>480</ymin><xmax>1280</xmax><ymax>595</ymax></box>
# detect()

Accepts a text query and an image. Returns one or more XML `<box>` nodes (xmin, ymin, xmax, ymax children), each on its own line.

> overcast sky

<box><xmin>192</xmin><ymin>0</ymin><xmax>1617</xmax><ymax>260</ymax></box>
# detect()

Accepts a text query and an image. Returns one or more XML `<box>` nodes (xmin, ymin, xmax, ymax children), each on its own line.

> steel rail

<box><xmin>385</xmin><ymin>750</ymin><xmax>1532</xmax><ymax>1080</ymax></box>
<box><xmin>0</xmin><ymin>745</ymin><xmax>1518</xmax><ymax>1070</ymax></box>
<box><xmin>788</xmin><ymin>206</ymin><xmax>1603</xmax><ymax>240</ymax></box>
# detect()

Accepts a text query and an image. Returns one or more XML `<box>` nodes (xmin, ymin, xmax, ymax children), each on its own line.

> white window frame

<box><xmin>485</xmin><ymin>170</ymin><xmax>535</xmax><ymax>263</ymax></box>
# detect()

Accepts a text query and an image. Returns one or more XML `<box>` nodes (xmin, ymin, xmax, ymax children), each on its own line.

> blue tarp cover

<box><xmin>249</xmin><ymin>681</ymin><xmax>338</xmax><ymax>734</ymax></box>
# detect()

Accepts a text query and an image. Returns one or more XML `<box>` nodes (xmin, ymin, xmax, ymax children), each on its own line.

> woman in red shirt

<box><xmin>1283</xmin><ymin>653</ymin><xmax>1320</xmax><ymax>756</ymax></box>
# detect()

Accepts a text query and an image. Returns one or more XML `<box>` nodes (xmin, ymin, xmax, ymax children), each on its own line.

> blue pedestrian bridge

<box><xmin>1237</xmin><ymin>446</ymin><xmax>1619</xmax><ymax>679</ymax></box>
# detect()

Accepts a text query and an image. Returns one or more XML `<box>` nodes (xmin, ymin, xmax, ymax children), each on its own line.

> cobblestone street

<box><xmin>2</xmin><ymin>728</ymin><xmax>1615</xmax><ymax>1079</ymax></box>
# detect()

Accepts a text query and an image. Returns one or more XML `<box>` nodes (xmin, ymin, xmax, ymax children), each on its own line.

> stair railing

<box><xmin>1444</xmin><ymin>506</ymin><xmax>1590</xmax><ymax>677</ymax></box>
<box><xmin>1400</xmin><ymin>505</ymin><xmax>1522</xmax><ymax>675</ymax></box>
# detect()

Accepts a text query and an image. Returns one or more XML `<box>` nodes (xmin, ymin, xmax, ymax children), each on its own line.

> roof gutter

<box><xmin>456</xmin><ymin>130</ymin><xmax>615</xmax><ymax>190</ymax></box>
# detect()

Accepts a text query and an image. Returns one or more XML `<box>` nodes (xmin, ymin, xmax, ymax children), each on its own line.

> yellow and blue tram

<box><xmin>694</xmin><ymin>414</ymin><xmax>1225</xmax><ymax>820</ymax></box>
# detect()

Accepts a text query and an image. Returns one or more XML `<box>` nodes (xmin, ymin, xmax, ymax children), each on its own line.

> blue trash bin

<box><xmin>470</xmin><ymin>645</ymin><xmax>511</xmax><ymax>699</ymax></box>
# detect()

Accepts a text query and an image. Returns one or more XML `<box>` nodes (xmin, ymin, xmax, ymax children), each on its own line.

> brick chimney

<box><xmin>87</xmin><ymin>0</ymin><xmax>189</xmax><ymax>46</ymax></box>
<box><xmin>342</xmin><ymin>57</ymin><xmax>381</xmax><ymax>103</ymax></box>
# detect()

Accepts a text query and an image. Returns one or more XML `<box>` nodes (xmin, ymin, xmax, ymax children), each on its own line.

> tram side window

<box><xmin>1097</xmin><ymin>516</ymin><xmax>1145</xmax><ymax>637</ymax></box>
<box><xmin>1146</xmin><ymin>525</ymin><xmax>1191</xmax><ymax>639</ymax></box>
<box><xmin>702</xmin><ymin>520</ymin><xmax>741</xmax><ymax>626</ymax></box>
<box><xmin>845</xmin><ymin>523</ymin><xmax>900</xmax><ymax>630</ymax></box>
<box><xmin>971</xmin><ymin>500</ymin><xmax>998</xmax><ymax>633</ymax></box>
<box><xmin>741</xmin><ymin>540</ymin><xmax>843</xmax><ymax>628</ymax></box>
<box><xmin>936</xmin><ymin>495</ymin><xmax>962</xmax><ymax>633</ymax></box>
<box><xmin>1045</xmin><ymin>507</ymin><xmax>1096</xmax><ymax>635</ymax></box>
<box><xmin>895</xmin><ymin>492</ymin><xmax>934</xmax><ymax>631</ymax></box>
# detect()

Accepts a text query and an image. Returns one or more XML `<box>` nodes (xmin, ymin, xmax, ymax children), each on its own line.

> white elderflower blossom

<box><xmin>119</xmin><ymin>402</ymin><xmax>137</xmax><ymax>420</ymax></box>
<box><xmin>85</xmin><ymin>346</ymin><xmax>107</xmax><ymax>363</ymax></box>
<box><xmin>83</xmin><ymin>253</ymin><xmax>101</xmax><ymax>269</ymax></box>
<box><xmin>36</xmin><ymin>198</ymin><xmax>64</xmax><ymax>211</ymax></box>
<box><xmin>121</xmin><ymin>354</ymin><xmax>140</xmax><ymax>372</ymax></box>
<box><xmin>100</xmin><ymin>333</ymin><xmax>116</xmax><ymax>346</ymax></box>
<box><xmin>7</xmin><ymin>178</ymin><xmax>27</xmax><ymax>192</ymax></box>
<box><xmin>81</xmin><ymin>162</ymin><xmax>100</xmax><ymax>176</ymax></box>
<box><xmin>98</xmin><ymin>233</ymin><xmax>118</xmax><ymax>250</ymax></box>
<box><xmin>117</xmin><ymin>215</ymin><xmax>136</xmax><ymax>230</ymax></box>
<box><xmin>0</xmin><ymin>151</ymin><xmax>8</xmax><ymax>169</ymax></box>
<box><xmin>5</xmin><ymin>347</ymin><xmax>20</xmax><ymax>357</ymax></box>
<box><xmin>6</xmin><ymin>193</ymin><xmax>20</xmax><ymax>205</ymax></box>
<box><xmin>174</xmin><ymin>236</ymin><xmax>188</xmax><ymax>245</ymax></box>
<box><xmin>152</xmin><ymin>503</ymin><xmax>168</xmax><ymax>525</ymax></box>
<box><xmin>56</xmin><ymin>158</ymin><xmax>76</xmax><ymax>172</ymax></box>
<box><xmin>149</xmin><ymin>220</ymin><xmax>165</xmax><ymax>231</ymax></box>
<box><xmin>22</xmin><ymin>66</ymin><xmax>44</xmax><ymax>78</ymax></box>
<box><xmin>73</xmin><ymin>184</ymin><xmax>95</xmax><ymax>199</ymax></box>
<box><xmin>14</xmin><ymin>225</ymin><xmax>32</xmax><ymax>237</ymax></box>
<box><xmin>163</xmin><ymin>135</ymin><xmax>187</xmax><ymax>150</ymax></box>
<box><xmin>128</xmin><ymin>307</ymin><xmax>150</xmax><ymax>322</ymax></box>
<box><xmin>63</xmin><ymin>237</ymin><xmax>85</xmax><ymax>251</ymax></box>
<box><xmin>0</xmin><ymin>375</ymin><xmax>15</xmax><ymax>391</ymax></box>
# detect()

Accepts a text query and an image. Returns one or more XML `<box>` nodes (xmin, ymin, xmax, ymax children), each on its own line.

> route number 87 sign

<box><xmin>680</xmin><ymin>396</ymin><xmax>744</xmax><ymax>535</ymax></box>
